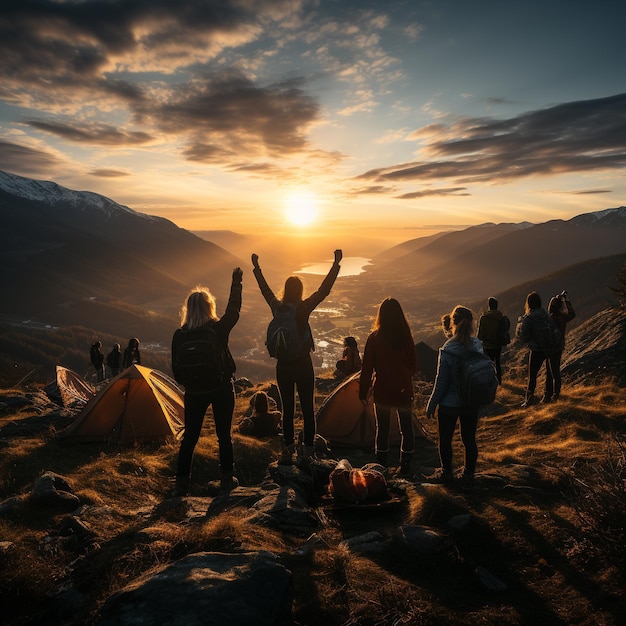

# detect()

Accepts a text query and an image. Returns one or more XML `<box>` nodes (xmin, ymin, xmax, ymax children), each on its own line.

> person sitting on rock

<box><xmin>237</xmin><ymin>391</ymin><xmax>281</xmax><ymax>438</ymax></box>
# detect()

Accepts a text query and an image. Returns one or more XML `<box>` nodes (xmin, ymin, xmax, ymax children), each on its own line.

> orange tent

<box><xmin>315</xmin><ymin>372</ymin><xmax>425</xmax><ymax>449</ymax></box>
<box><xmin>57</xmin><ymin>365</ymin><xmax>184</xmax><ymax>443</ymax></box>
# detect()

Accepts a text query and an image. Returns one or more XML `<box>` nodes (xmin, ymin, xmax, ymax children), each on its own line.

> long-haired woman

<box><xmin>252</xmin><ymin>250</ymin><xmax>342</xmax><ymax>464</ymax></box>
<box><xmin>171</xmin><ymin>267</ymin><xmax>242</xmax><ymax>496</ymax></box>
<box><xmin>426</xmin><ymin>305</ymin><xmax>483</xmax><ymax>489</ymax></box>
<box><xmin>359</xmin><ymin>297</ymin><xmax>417</xmax><ymax>475</ymax></box>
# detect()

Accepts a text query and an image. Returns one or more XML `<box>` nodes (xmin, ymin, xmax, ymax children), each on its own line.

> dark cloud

<box><xmin>350</xmin><ymin>185</ymin><xmax>396</xmax><ymax>195</ymax></box>
<box><xmin>0</xmin><ymin>140</ymin><xmax>61</xmax><ymax>176</ymax></box>
<box><xmin>88</xmin><ymin>169</ymin><xmax>130</xmax><ymax>178</ymax></box>
<box><xmin>149</xmin><ymin>72</ymin><xmax>320</xmax><ymax>157</ymax></box>
<box><xmin>358</xmin><ymin>94</ymin><xmax>626</xmax><ymax>186</ymax></box>
<box><xmin>26</xmin><ymin>120</ymin><xmax>153</xmax><ymax>145</ymax></box>
<box><xmin>395</xmin><ymin>187</ymin><xmax>469</xmax><ymax>199</ymax></box>
<box><xmin>571</xmin><ymin>189</ymin><xmax>612</xmax><ymax>195</ymax></box>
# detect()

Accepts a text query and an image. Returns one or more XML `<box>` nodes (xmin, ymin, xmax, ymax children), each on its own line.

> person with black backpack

<box><xmin>170</xmin><ymin>267</ymin><xmax>243</xmax><ymax>496</ymax></box>
<box><xmin>545</xmin><ymin>290</ymin><xmax>576</xmax><ymax>401</ymax></box>
<box><xmin>252</xmin><ymin>250</ymin><xmax>342</xmax><ymax>465</ymax></box>
<box><xmin>426</xmin><ymin>305</ymin><xmax>496</xmax><ymax>490</ymax></box>
<box><xmin>477</xmin><ymin>297</ymin><xmax>510</xmax><ymax>383</ymax></box>
<box><xmin>516</xmin><ymin>291</ymin><xmax>564</xmax><ymax>407</ymax></box>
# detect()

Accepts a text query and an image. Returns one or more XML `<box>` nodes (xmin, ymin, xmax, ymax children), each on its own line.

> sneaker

<box><xmin>425</xmin><ymin>468</ymin><xmax>453</xmax><ymax>484</ymax></box>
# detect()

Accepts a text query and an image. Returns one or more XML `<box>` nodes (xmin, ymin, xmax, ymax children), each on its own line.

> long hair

<box><xmin>441</xmin><ymin>313</ymin><xmax>453</xmax><ymax>338</ymax></box>
<box><xmin>281</xmin><ymin>276</ymin><xmax>304</xmax><ymax>304</ymax></box>
<box><xmin>180</xmin><ymin>287</ymin><xmax>217</xmax><ymax>330</ymax></box>
<box><xmin>525</xmin><ymin>291</ymin><xmax>541</xmax><ymax>314</ymax></box>
<box><xmin>372</xmin><ymin>297</ymin><xmax>414</xmax><ymax>350</ymax></box>
<box><xmin>252</xmin><ymin>391</ymin><xmax>269</xmax><ymax>415</ymax></box>
<box><xmin>450</xmin><ymin>305</ymin><xmax>474</xmax><ymax>345</ymax></box>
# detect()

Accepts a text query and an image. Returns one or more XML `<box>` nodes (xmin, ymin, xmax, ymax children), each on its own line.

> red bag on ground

<box><xmin>329</xmin><ymin>459</ymin><xmax>389</xmax><ymax>504</ymax></box>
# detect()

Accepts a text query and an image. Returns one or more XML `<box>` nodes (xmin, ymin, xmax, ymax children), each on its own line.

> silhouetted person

<box><xmin>237</xmin><ymin>391</ymin><xmax>281</xmax><ymax>438</ymax></box>
<box><xmin>90</xmin><ymin>341</ymin><xmax>105</xmax><ymax>382</ymax></box>
<box><xmin>106</xmin><ymin>343</ymin><xmax>122</xmax><ymax>378</ymax></box>
<box><xmin>426</xmin><ymin>306</ymin><xmax>484</xmax><ymax>489</ymax></box>
<box><xmin>359</xmin><ymin>298</ymin><xmax>417</xmax><ymax>476</ymax></box>
<box><xmin>516</xmin><ymin>291</ymin><xmax>562</xmax><ymax>407</ymax></box>
<box><xmin>122</xmin><ymin>337</ymin><xmax>141</xmax><ymax>369</ymax></box>
<box><xmin>477</xmin><ymin>297</ymin><xmax>510</xmax><ymax>383</ymax></box>
<box><xmin>171</xmin><ymin>268</ymin><xmax>242</xmax><ymax>496</ymax></box>
<box><xmin>252</xmin><ymin>249</ymin><xmax>342</xmax><ymax>464</ymax></box>
<box><xmin>335</xmin><ymin>336</ymin><xmax>362</xmax><ymax>379</ymax></box>
<box><xmin>545</xmin><ymin>291</ymin><xmax>576</xmax><ymax>401</ymax></box>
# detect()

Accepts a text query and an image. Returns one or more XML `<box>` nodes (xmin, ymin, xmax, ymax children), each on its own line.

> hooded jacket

<box><xmin>426</xmin><ymin>336</ymin><xmax>484</xmax><ymax>412</ymax></box>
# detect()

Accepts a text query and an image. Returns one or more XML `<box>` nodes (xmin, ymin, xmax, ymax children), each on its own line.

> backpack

<box><xmin>457</xmin><ymin>349</ymin><xmax>499</xmax><ymax>408</ymax></box>
<box><xmin>173</xmin><ymin>326</ymin><xmax>233</xmax><ymax>391</ymax></box>
<box><xmin>266</xmin><ymin>303</ymin><xmax>311</xmax><ymax>360</ymax></box>
<box><xmin>499</xmin><ymin>316</ymin><xmax>511</xmax><ymax>346</ymax></box>
<box><xmin>532</xmin><ymin>314</ymin><xmax>564</xmax><ymax>354</ymax></box>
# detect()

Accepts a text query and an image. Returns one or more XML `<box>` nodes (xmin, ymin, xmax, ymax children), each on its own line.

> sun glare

<box><xmin>284</xmin><ymin>190</ymin><xmax>318</xmax><ymax>227</ymax></box>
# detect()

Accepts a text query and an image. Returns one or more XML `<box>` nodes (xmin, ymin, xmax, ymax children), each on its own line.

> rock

<box><xmin>97</xmin><ymin>551</ymin><xmax>293</xmax><ymax>626</ymax></box>
<box><xmin>30</xmin><ymin>471</ymin><xmax>80</xmax><ymax>507</ymax></box>
<box><xmin>396</xmin><ymin>525</ymin><xmax>443</xmax><ymax>556</ymax></box>
<box><xmin>447</xmin><ymin>514</ymin><xmax>473</xmax><ymax>532</ymax></box>
<box><xmin>474</xmin><ymin>565</ymin><xmax>508</xmax><ymax>592</ymax></box>
<box><xmin>339</xmin><ymin>531</ymin><xmax>384</xmax><ymax>550</ymax></box>
<box><xmin>0</xmin><ymin>495</ymin><xmax>25</xmax><ymax>519</ymax></box>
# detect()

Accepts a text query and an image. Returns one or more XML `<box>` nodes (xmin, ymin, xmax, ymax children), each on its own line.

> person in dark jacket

<box><xmin>90</xmin><ymin>341</ymin><xmax>105</xmax><ymax>382</ymax></box>
<box><xmin>426</xmin><ymin>305</ymin><xmax>484</xmax><ymax>489</ymax></box>
<box><xmin>545</xmin><ymin>291</ymin><xmax>576</xmax><ymax>401</ymax></box>
<box><xmin>237</xmin><ymin>391</ymin><xmax>281</xmax><ymax>438</ymax></box>
<box><xmin>106</xmin><ymin>343</ymin><xmax>122</xmax><ymax>378</ymax></box>
<box><xmin>477</xmin><ymin>297</ymin><xmax>509</xmax><ymax>383</ymax></box>
<box><xmin>359</xmin><ymin>298</ymin><xmax>417</xmax><ymax>476</ymax></box>
<box><xmin>252</xmin><ymin>250</ymin><xmax>341</xmax><ymax>464</ymax></box>
<box><xmin>516</xmin><ymin>291</ymin><xmax>562</xmax><ymax>407</ymax></box>
<box><xmin>335</xmin><ymin>336</ymin><xmax>362</xmax><ymax>379</ymax></box>
<box><xmin>170</xmin><ymin>267</ymin><xmax>242</xmax><ymax>496</ymax></box>
<box><xmin>122</xmin><ymin>337</ymin><xmax>141</xmax><ymax>369</ymax></box>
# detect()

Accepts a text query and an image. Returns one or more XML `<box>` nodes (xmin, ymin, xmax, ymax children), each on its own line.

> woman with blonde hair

<box><xmin>252</xmin><ymin>250</ymin><xmax>342</xmax><ymax>464</ymax></box>
<box><xmin>426</xmin><ymin>305</ymin><xmax>485</xmax><ymax>489</ymax></box>
<box><xmin>171</xmin><ymin>267</ymin><xmax>242</xmax><ymax>496</ymax></box>
<box><xmin>359</xmin><ymin>297</ymin><xmax>417</xmax><ymax>475</ymax></box>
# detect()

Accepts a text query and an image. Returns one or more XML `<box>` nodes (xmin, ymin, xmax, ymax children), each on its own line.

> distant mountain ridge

<box><xmin>0</xmin><ymin>171</ymin><xmax>241</xmax><ymax>338</ymax></box>
<box><xmin>368</xmin><ymin>207</ymin><xmax>626</xmax><ymax>299</ymax></box>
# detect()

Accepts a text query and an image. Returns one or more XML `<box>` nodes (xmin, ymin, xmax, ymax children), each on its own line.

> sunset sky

<box><xmin>0</xmin><ymin>0</ymin><xmax>625</xmax><ymax>247</ymax></box>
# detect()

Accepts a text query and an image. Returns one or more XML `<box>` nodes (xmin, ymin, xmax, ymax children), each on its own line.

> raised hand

<box><xmin>251</xmin><ymin>253</ymin><xmax>259</xmax><ymax>269</ymax></box>
<box><xmin>334</xmin><ymin>249</ymin><xmax>342</xmax><ymax>264</ymax></box>
<box><xmin>232</xmin><ymin>267</ymin><xmax>243</xmax><ymax>283</ymax></box>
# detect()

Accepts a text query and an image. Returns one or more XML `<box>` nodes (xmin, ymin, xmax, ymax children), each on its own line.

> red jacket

<box><xmin>359</xmin><ymin>330</ymin><xmax>417</xmax><ymax>406</ymax></box>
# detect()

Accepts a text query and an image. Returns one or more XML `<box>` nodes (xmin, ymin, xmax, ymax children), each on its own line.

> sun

<box><xmin>284</xmin><ymin>190</ymin><xmax>319</xmax><ymax>227</ymax></box>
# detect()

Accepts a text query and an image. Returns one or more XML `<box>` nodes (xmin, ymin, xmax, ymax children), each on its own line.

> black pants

<box><xmin>437</xmin><ymin>406</ymin><xmax>478</xmax><ymax>474</ymax></box>
<box><xmin>526</xmin><ymin>350</ymin><xmax>560</xmax><ymax>399</ymax></box>
<box><xmin>374</xmin><ymin>402</ymin><xmax>415</xmax><ymax>453</ymax></box>
<box><xmin>484</xmin><ymin>347</ymin><xmax>502</xmax><ymax>383</ymax></box>
<box><xmin>276</xmin><ymin>355</ymin><xmax>315</xmax><ymax>447</ymax></box>
<box><xmin>176</xmin><ymin>382</ymin><xmax>235</xmax><ymax>478</ymax></box>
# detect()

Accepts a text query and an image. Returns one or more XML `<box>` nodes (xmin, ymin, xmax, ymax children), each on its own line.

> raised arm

<box><xmin>303</xmin><ymin>249</ymin><xmax>342</xmax><ymax>312</ymax></box>
<box><xmin>251</xmin><ymin>253</ymin><xmax>279</xmax><ymax>310</ymax></box>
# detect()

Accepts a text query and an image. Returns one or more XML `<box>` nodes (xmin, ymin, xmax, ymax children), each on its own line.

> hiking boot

<box><xmin>540</xmin><ymin>395</ymin><xmax>554</xmax><ymax>404</ymax></box>
<box><xmin>399</xmin><ymin>452</ymin><xmax>413</xmax><ymax>477</ymax></box>
<box><xmin>278</xmin><ymin>443</ymin><xmax>295</xmax><ymax>465</ymax></box>
<box><xmin>172</xmin><ymin>476</ymin><xmax>190</xmax><ymax>497</ymax></box>
<box><xmin>457</xmin><ymin>470</ymin><xmax>475</xmax><ymax>491</ymax></box>
<box><xmin>219</xmin><ymin>471</ymin><xmax>239</xmax><ymax>492</ymax></box>
<box><xmin>425</xmin><ymin>468</ymin><xmax>453</xmax><ymax>484</ymax></box>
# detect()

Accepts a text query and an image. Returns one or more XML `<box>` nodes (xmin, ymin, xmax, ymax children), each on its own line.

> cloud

<box><xmin>395</xmin><ymin>187</ymin><xmax>470</xmax><ymax>199</ymax></box>
<box><xmin>147</xmin><ymin>71</ymin><xmax>320</xmax><ymax>158</ymax></box>
<box><xmin>0</xmin><ymin>140</ymin><xmax>62</xmax><ymax>176</ymax></box>
<box><xmin>26</xmin><ymin>120</ymin><xmax>154</xmax><ymax>146</ymax></box>
<box><xmin>358</xmin><ymin>94</ymin><xmax>626</xmax><ymax>187</ymax></box>
<box><xmin>88</xmin><ymin>169</ymin><xmax>130</xmax><ymax>178</ymax></box>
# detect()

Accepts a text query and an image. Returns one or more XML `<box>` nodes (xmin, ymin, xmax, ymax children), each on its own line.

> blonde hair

<box><xmin>180</xmin><ymin>287</ymin><xmax>217</xmax><ymax>330</ymax></box>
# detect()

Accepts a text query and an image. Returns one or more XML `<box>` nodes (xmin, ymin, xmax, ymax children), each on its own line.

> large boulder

<box><xmin>98</xmin><ymin>550</ymin><xmax>293</xmax><ymax>626</ymax></box>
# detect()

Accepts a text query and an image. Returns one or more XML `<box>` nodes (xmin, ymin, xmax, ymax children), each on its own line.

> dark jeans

<box><xmin>176</xmin><ymin>382</ymin><xmax>235</xmax><ymax>478</ymax></box>
<box><xmin>437</xmin><ymin>406</ymin><xmax>478</xmax><ymax>474</ymax></box>
<box><xmin>277</xmin><ymin>355</ymin><xmax>315</xmax><ymax>447</ymax></box>
<box><xmin>484</xmin><ymin>347</ymin><xmax>502</xmax><ymax>383</ymax></box>
<box><xmin>526</xmin><ymin>350</ymin><xmax>560</xmax><ymax>399</ymax></box>
<box><xmin>374</xmin><ymin>402</ymin><xmax>415</xmax><ymax>453</ymax></box>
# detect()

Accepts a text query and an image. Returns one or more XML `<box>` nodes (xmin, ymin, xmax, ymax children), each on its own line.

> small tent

<box><xmin>46</xmin><ymin>366</ymin><xmax>96</xmax><ymax>408</ymax></box>
<box><xmin>57</xmin><ymin>365</ymin><xmax>184</xmax><ymax>443</ymax></box>
<box><xmin>315</xmin><ymin>372</ymin><xmax>426</xmax><ymax>449</ymax></box>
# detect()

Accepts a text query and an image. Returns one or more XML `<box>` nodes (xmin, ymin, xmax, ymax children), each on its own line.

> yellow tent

<box><xmin>57</xmin><ymin>365</ymin><xmax>184</xmax><ymax>443</ymax></box>
<box><xmin>315</xmin><ymin>372</ymin><xmax>425</xmax><ymax>449</ymax></box>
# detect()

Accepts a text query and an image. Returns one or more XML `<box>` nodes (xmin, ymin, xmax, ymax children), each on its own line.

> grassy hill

<box><xmin>0</xmin><ymin>364</ymin><xmax>624</xmax><ymax>624</ymax></box>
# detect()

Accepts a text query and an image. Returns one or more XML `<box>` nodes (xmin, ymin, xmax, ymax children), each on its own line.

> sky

<box><xmin>0</xmin><ymin>0</ymin><xmax>625</xmax><ymax>249</ymax></box>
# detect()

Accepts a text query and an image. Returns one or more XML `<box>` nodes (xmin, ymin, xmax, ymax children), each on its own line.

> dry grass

<box><xmin>1</xmin><ymin>372</ymin><xmax>625</xmax><ymax>625</ymax></box>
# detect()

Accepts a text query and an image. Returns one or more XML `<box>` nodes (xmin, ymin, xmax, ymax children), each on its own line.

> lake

<box><xmin>297</xmin><ymin>256</ymin><xmax>371</xmax><ymax>276</ymax></box>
